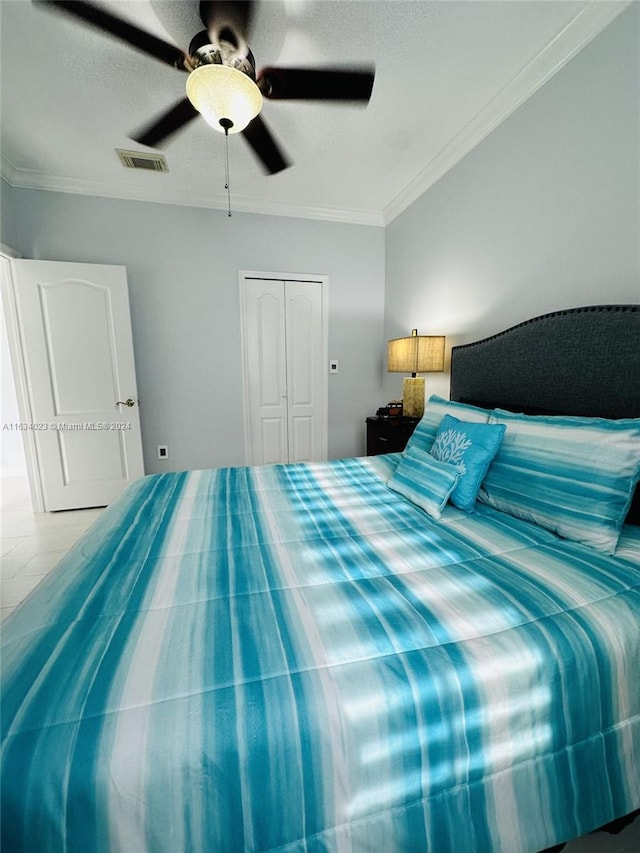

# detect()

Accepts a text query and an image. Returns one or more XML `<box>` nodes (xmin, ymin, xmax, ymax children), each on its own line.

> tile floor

<box><xmin>0</xmin><ymin>469</ymin><xmax>104</xmax><ymax>620</ymax></box>
<box><xmin>1</xmin><ymin>471</ymin><xmax>639</xmax><ymax>852</ymax></box>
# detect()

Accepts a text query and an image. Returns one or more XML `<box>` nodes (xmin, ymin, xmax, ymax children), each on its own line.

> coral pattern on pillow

<box><xmin>431</xmin><ymin>427</ymin><xmax>473</xmax><ymax>471</ymax></box>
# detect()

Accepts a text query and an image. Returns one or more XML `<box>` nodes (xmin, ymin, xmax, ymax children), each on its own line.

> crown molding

<box><xmin>0</xmin><ymin>153</ymin><xmax>383</xmax><ymax>227</ymax></box>
<box><xmin>382</xmin><ymin>0</ymin><xmax>632</xmax><ymax>225</ymax></box>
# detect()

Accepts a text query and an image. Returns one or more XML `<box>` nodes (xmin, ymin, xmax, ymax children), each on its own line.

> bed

<box><xmin>2</xmin><ymin>304</ymin><xmax>639</xmax><ymax>852</ymax></box>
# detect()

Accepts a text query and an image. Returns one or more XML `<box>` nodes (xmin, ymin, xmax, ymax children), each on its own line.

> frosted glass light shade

<box><xmin>387</xmin><ymin>335</ymin><xmax>445</xmax><ymax>374</ymax></box>
<box><xmin>186</xmin><ymin>64</ymin><xmax>262</xmax><ymax>134</ymax></box>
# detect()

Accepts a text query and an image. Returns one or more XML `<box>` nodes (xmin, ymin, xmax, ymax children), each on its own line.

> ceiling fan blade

<box><xmin>199</xmin><ymin>1</ymin><xmax>254</xmax><ymax>49</ymax></box>
<box><xmin>242</xmin><ymin>115</ymin><xmax>291</xmax><ymax>175</ymax></box>
<box><xmin>35</xmin><ymin>0</ymin><xmax>190</xmax><ymax>70</ymax></box>
<box><xmin>258</xmin><ymin>66</ymin><xmax>375</xmax><ymax>102</ymax></box>
<box><xmin>130</xmin><ymin>99</ymin><xmax>199</xmax><ymax>148</ymax></box>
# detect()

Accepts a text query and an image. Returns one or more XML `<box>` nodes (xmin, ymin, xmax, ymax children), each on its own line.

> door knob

<box><xmin>116</xmin><ymin>398</ymin><xmax>136</xmax><ymax>407</ymax></box>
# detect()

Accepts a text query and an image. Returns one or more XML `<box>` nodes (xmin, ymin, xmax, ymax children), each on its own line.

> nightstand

<box><xmin>366</xmin><ymin>416</ymin><xmax>420</xmax><ymax>456</ymax></box>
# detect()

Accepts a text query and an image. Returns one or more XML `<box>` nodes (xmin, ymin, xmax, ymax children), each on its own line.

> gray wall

<box><xmin>383</xmin><ymin>3</ymin><xmax>640</xmax><ymax>404</ymax></box>
<box><xmin>4</xmin><ymin>189</ymin><xmax>385</xmax><ymax>472</ymax></box>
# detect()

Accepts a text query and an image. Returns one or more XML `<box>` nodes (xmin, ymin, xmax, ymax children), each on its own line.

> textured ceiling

<box><xmin>0</xmin><ymin>0</ymin><xmax>630</xmax><ymax>224</ymax></box>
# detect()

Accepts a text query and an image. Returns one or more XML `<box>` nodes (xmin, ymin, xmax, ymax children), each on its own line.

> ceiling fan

<box><xmin>36</xmin><ymin>0</ymin><xmax>376</xmax><ymax>174</ymax></box>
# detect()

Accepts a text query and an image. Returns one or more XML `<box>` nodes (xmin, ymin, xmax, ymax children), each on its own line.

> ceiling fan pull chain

<box><xmin>223</xmin><ymin>126</ymin><xmax>232</xmax><ymax>217</ymax></box>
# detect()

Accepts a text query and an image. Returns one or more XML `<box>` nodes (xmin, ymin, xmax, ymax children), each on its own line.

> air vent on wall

<box><xmin>116</xmin><ymin>149</ymin><xmax>168</xmax><ymax>172</ymax></box>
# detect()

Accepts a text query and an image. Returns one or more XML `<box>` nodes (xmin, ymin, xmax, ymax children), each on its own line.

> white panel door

<box><xmin>285</xmin><ymin>281</ymin><xmax>324</xmax><ymax>463</ymax></box>
<box><xmin>11</xmin><ymin>260</ymin><xmax>144</xmax><ymax>510</ymax></box>
<box><xmin>243</xmin><ymin>279</ymin><xmax>289</xmax><ymax>465</ymax></box>
<box><xmin>240</xmin><ymin>274</ymin><xmax>327</xmax><ymax>466</ymax></box>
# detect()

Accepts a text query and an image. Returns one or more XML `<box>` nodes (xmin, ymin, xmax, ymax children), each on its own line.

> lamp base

<box><xmin>402</xmin><ymin>377</ymin><xmax>425</xmax><ymax>418</ymax></box>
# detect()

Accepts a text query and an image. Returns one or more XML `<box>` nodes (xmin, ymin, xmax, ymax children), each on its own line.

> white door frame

<box><xmin>239</xmin><ymin>270</ymin><xmax>329</xmax><ymax>465</ymax></box>
<box><xmin>0</xmin><ymin>244</ymin><xmax>45</xmax><ymax>511</ymax></box>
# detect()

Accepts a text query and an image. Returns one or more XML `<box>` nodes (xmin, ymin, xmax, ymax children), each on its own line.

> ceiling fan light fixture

<box><xmin>186</xmin><ymin>64</ymin><xmax>262</xmax><ymax>134</ymax></box>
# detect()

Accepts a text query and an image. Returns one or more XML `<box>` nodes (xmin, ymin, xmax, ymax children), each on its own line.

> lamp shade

<box><xmin>387</xmin><ymin>334</ymin><xmax>445</xmax><ymax>375</ymax></box>
<box><xmin>186</xmin><ymin>64</ymin><xmax>263</xmax><ymax>134</ymax></box>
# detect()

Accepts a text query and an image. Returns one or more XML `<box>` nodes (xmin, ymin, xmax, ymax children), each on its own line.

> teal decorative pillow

<box><xmin>479</xmin><ymin>410</ymin><xmax>640</xmax><ymax>554</ymax></box>
<box><xmin>430</xmin><ymin>415</ymin><xmax>506</xmax><ymax>512</ymax></box>
<box><xmin>387</xmin><ymin>445</ymin><xmax>461</xmax><ymax>519</ymax></box>
<box><xmin>404</xmin><ymin>395</ymin><xmax>492</xmax><ymax>455</ymax></box>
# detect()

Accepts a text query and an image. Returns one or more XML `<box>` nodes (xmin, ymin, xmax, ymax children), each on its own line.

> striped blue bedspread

<box><xmin>2</xmin><ymin>455</ymin><xmax>639</xmax><ymax>852</ymax></box>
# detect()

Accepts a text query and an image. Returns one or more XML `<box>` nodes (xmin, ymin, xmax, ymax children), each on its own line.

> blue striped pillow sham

<box><xmin>404</xmin><ymin>394</ymin><xmax>491</xmax><ymax>454</ymax></box>
<box><xmin>387</xmin><ymin>445</ymin><xmax>461</xmax><ymax>519</ymax></box>
<box><xmin>479</xmin><ymin>410</ymin><xmax>640</xmax><ymax>553</ymax></box>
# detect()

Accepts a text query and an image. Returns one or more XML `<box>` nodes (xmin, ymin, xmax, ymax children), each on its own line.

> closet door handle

<box><xmin>116</xmin><ymin>398</ymin><xmax>136</xmax><ymax>407</ymax></box>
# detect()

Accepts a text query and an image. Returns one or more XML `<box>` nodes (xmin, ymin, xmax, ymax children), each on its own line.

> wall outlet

<box><xmin>329</xmin><ymin>360</ymin><xmax>339</xmax><ymax>374</ymax></box>
<box><xmin>157</xmin><ymin>445</ymin><xmax>169</xmax><ymax>460</ymax></box>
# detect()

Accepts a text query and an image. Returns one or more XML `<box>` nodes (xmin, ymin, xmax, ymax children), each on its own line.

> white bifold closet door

<box><xmin>240</xmin><ymin>274</ymin><xmax>328</xmax><ymax>466</ymax></box>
